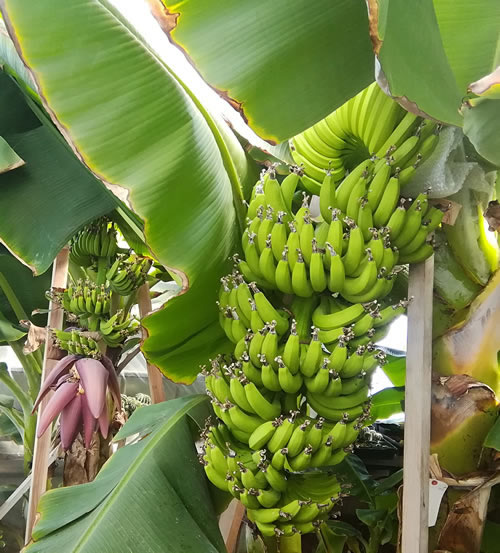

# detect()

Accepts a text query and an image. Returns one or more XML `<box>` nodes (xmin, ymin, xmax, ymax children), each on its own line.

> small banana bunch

<box><xmin>61</xmin><ymin>280</ymin><xmax>111</xmax><ymax>318</ymax></box>
<box><xmin>53</xmin><ymin>328</ymin><xmax>100</xmax><ymax>358</ymax></box>
<box><xmin>99</xmin><ymin>311</ymin><xmax>139</xmax><ymax>348</ymax></box>
<box><xmin>70</xmin><ymin>218</ymin><xmax>118</xmax><ymax>266</ymax></box>
<box><xmin>291</xmin><ymin>81</ymin><xmax>441</xmax><ymax>193</ymax></box>
<box><xmin>217</xmin><ymin>276</ymin><xmax>289</xmax><ymax>344</ymax></box>
<box><xmin>106</xmin><ymin>256</ymin><xmax>152</xmax><ymax>296</ymax></box>
<box><xmin>241</xmin><ymin>165</ymin><xmax>443</xmax><ymax>302</ymax></box>
<box><xmin>200</xmin><ymin>422</ymin><xmax>349</xmax><ymax>537</ymax></box>
<box><xmin>312</xmin><ymin>296</ymin><xmax>411</xmax><ymax>349</ymax></box>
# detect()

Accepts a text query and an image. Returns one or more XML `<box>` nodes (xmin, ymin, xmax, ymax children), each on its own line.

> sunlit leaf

<box><xmin>154</xmin><ymin>0</ymin><xmax>374</xmax><ymax>142</ymax></box>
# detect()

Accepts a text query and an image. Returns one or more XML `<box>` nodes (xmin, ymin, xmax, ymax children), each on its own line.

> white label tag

<box><xmin>428</xmin><ymin>479</ymin><xmax>448</xmax><ymax>527</ymax></box>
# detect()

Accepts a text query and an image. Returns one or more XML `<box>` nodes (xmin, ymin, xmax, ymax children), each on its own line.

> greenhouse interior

<box><xmin>0</xmin><ymin>1</ymin><xmax>499</xmax><ymax>552</ymax></box>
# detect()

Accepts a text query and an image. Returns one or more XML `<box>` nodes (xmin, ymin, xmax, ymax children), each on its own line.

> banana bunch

<box><xmin>239</xmin><ymin>167</ymin><xmax>443</xmax><ymax>303</ymax></box>
<box><xmin>312</xmin><ymin>296</ymin><xmax>411</xmax><ymax>348</ymax></box>
<box><xmin>202</xmin><ymin>84</ymin><xmax>448</xmax><ymax>540</ymax></box>
<box><xmin>61</xmin><ymin>280</ymin><xmax>111</xmax><ymax>317</ymax></box>
<box><xmin>70</xmin><ymin>219</ymin><xmax>118</xmax><ymax>264</ymax></box>
<box><xmin>290</xmin><ymin>82</ymin><xmax>441</xmax><ymax>193</ymax></box>
<box><xmin>99</xmin><ymin>311</ymin><xmax>139</xmax><ymax>348</ymax></box>
<box><xmin>200</xmin><ymin>423</ymin><xmax>347</xmax><ymax>537</ymax></box>
<box><xmin>106</xmin><ymin>256</ymin><xmax>152</xmax><ymax>296</ymax></box>
<box><xmin>217</xmin><ymin>275</ymin><xmax>290</xmax><ymax>343</ymax></box>
<box><xmin>53</xmin><ymin>328</ymin><xmax>100</xmax><ymax>357</ymax></box>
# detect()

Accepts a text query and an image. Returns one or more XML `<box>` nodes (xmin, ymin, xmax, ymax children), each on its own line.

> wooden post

<box><xmin>25</xmin><ymin>248</ymin><xmax>70</xmax><ymax>543</ymax></box>
<box><xmin>401</xmin><ymin>256</ymin><xmax>434</xmax><ymax>553</ymax></box>
<box><xmin>137</xmin><ymin>283</ymin><xmax>165</xmax><ymax>404</ymax></box>
<box><xmin>219</xmin><ymin>500</ymin><xmax>245</xmax><ymax>553</ymax></box>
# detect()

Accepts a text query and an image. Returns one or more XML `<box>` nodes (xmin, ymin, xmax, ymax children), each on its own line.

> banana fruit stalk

<box><xmin>203</xmin><ymin>82</ymin><xmax>450</xmax><ymax>539</ymax></box>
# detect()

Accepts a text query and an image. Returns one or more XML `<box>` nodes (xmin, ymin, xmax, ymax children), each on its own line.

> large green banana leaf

<box><xmin>24</xmin><ymin>395</ymin><xmax>226</xmax><ymax>553</ymax></box>
<box><xmin>0</xmin><ymin>0</ymin><xmax>260</xmax><ymax>382</ymax></box>
<box><xmin>369</xmin><ymin>0</ymin><xmax>500</xmax><ymax>164</ymax></box>
<box><xmin>153</xmin><ymin>0</ymin><xmax>374</xmax><ymax>143</ymax></box>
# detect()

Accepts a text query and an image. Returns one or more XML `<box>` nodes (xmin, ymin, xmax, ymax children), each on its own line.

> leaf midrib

<box><xmin>66</xmin><ymin>395</ymin><xmax>218</xmax><ymax>553</ymax></box>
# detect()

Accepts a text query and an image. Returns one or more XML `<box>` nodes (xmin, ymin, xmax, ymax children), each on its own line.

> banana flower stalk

<box><xmin>33</xmin><ymin>355</ymin><xmax>121</xmax><ymax>449</ymax></box>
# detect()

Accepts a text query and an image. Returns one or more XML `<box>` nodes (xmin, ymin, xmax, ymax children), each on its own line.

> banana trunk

<box><xmin>430</xmin><ymin>375</ymin><xmax>497</xmax><ymax>476</ymax></box>
<box><xmin>433</xmin><ymin>269</ymin><xmax>500</xmax><ymax>395</ymax></box>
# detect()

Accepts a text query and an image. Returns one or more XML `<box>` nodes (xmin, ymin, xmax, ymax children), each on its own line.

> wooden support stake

<box><xmin>137</xmin><ymin>283</ymin><xmax>165</xmax><ymax>404</ymax></box>
<box><xmin>219</xmin><ymin>500</ymin><xmax>245</xmax><ymax>553</ymax></box>
<box><xmin>401</xmin><ymin>256</ymin><xmax>434</xmax><ymax>553</ymax></box>
<box><xmin>25</xmin><ymin>248</ymin><xmax>70</xmax><ymax>544</ymax></box>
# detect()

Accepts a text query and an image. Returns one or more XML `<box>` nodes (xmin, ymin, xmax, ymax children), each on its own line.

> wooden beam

<box><xmin>401</xmin><ymin>255</ymin><xmax>434</xmax><ymax>553</ymax></box>
<box><xmin>137</xmin><ymin>283</ymin><xmax>166</xmax><ymax>404</ymax></box>
<box><xmin>25</xmin><ymin>247</ymin><xmax>69</xmax><ymax>543</ymax></box>
<box><xmin>219</xmin><ymin>500</ymin><xmax>245</xmax><ymax>553</ymax></box>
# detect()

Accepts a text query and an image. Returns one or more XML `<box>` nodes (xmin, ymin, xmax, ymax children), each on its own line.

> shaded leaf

<box><xmin>373</xmin><ymin>469</ymin><xmax>403</xmax><ymax>495</ymax></box>
<box><xmin>370</xmin><ymin>387</ymin><xmax>405</xmax><ymax>421</ymax></box>
<box><xmin>335</xmin><ymin>455</ymin><xmax>374</xmax><ymax>504</ymax></box>
<box><xmin>356</xmin><ymin>508</ymin><xmax>386</xmax><ymax>527</ymax></box>
<box><xmin>155</xmin><ymin>0</ymin><xmax>374</xmax><ymax>142</ymax></box>
<box><xmin>463</xmin><ymin>99</ymin><xmax>500</xmax><ymax>167</ymax></box>
<box><xmin>481</xmin><ymin>520</ymin><xmax>500</xmax><ymax>553</ymax></box>
<box><xmin>484</xmin><ymin>414</ymin><xmax>500</xmax><ymax>451</ymax></box>
<box><xmin>0</xmin><ymin>310</ymin><xmax>25</xmax><ymax>342</ymax></box>
<box><xmin>0</xmin><ymin>246</ymin><xmax>51</xmax><ymax>331</ymax></box>
<box><xmin>0</xmin><ymin>71</ymin><xmax>118</xmax><ymax>275</ymax></box>
<box><xmin>375</xmin><ymin>0</ymin><xmax>462</xmax><ymax>125</ymax></box>
<box><xmin>325</xmin><ymin>520</ymin><xmax>363</xmax><ymax>539</ymax></box>
<box><xmin>25</xmin><ymin>395</ymin><xmax>225</xmax><ymax>553</ymax></box>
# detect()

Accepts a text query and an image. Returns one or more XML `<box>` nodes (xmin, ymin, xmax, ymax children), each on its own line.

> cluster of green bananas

<box><xmin>290</xmin><ymin>82</ymin><xmax>441</xmax><ymax>192</ymax></box>
<box><xmin>70</xmin><ymin>219</ymin><xmax>118</xmax><ymax>266</ymax></box>
<box><xmin>53</xmin><ymin>328</ymin><xmax>100</xmax><ymax>358</ymax></box>
<box><xmin>106</xmin><ymin>256</ymin><xmax>152</xmax><ymax>296</ymax></box>
<box><xmin>200</xmin><ymin>422</ymin><xmax>349</xmax><ymax>537</ymax></box>
<box><xmin>217</xmin><ymin>275</ymin><xmax>289</xmax><ymax>344</ymax></box>
<box><xmin>61</xmin><ymin>280</ymin><xmax>111</xmax><ymax>317</ymax></box>
<box><xmin>204</xmin><ymin>322</ymin><xmax>377</xmax><ymax>433</ymax></box>
<box><xmin>312</xmin><ymin>296</ymin><xmax>410</xmax><ymax>349</ymax></box>
<box><xmin>203</xmin><ymin>83</ymin><xmax>448</xmax><ymax>539</ymax></box>
<box><xmin>240</xmin><ymin>168</ymin><xmax>442</xmax><ymax>303</ymax></box>
<box><xmin>99</xmin><ymin>311</ymin><xmax>139</xmax><ymax>347</ymax></box>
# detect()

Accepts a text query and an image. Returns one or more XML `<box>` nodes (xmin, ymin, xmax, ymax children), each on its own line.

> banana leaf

<box><xmin>0</xmin><ymin>135</ymin><xmax>23</xmax><ymax>173</ymax></box>
<box><xmin>24</xmin><ymin>395</ymin><xmax>225</xmax><ymax>553</ymax></box>
<box><xmin>0</xmin><ymin>69</ymin><xmax>119</xmax><ymax>275</ymax></box>
<box><xmin>433</xmin><ymin>269</ymin><xmax>500</xmax><ymax>394</ymax></box>
<box><xmin>0</xmin><ymin>246</ymin><xmax>51</xmax><ymax>332</ymax></box>
<box><xmin>152</xmin><ymin>0</ymin><xmax>374</xmax><ymax>142</ymax></box>
<box><xmin>431</xmin><ymin>375</ymin><xmax>497</xmax><ymax>476</ymax></box>
<box><xmin>0</xmin><ymin>0</ymin><xmax>263</xmax><ymax>383</ymax></box>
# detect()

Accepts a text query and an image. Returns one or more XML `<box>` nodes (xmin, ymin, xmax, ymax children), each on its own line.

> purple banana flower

<box><xmin>33</xmin><ymin>355</ymin><xmax>121</xmax><ymax>450</ymax></box>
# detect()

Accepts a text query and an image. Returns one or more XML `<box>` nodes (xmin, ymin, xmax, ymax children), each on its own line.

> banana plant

<box><xmin>23</xmin><ymin>395</ymin><xmax>226</xmax><ymax>553</ymax></box>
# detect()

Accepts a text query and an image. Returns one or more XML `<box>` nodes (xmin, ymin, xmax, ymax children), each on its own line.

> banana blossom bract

<box><xmin>33</xmin><ymin>355</ymin><xmax>121</xmax><ymax>449</ymax></box>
